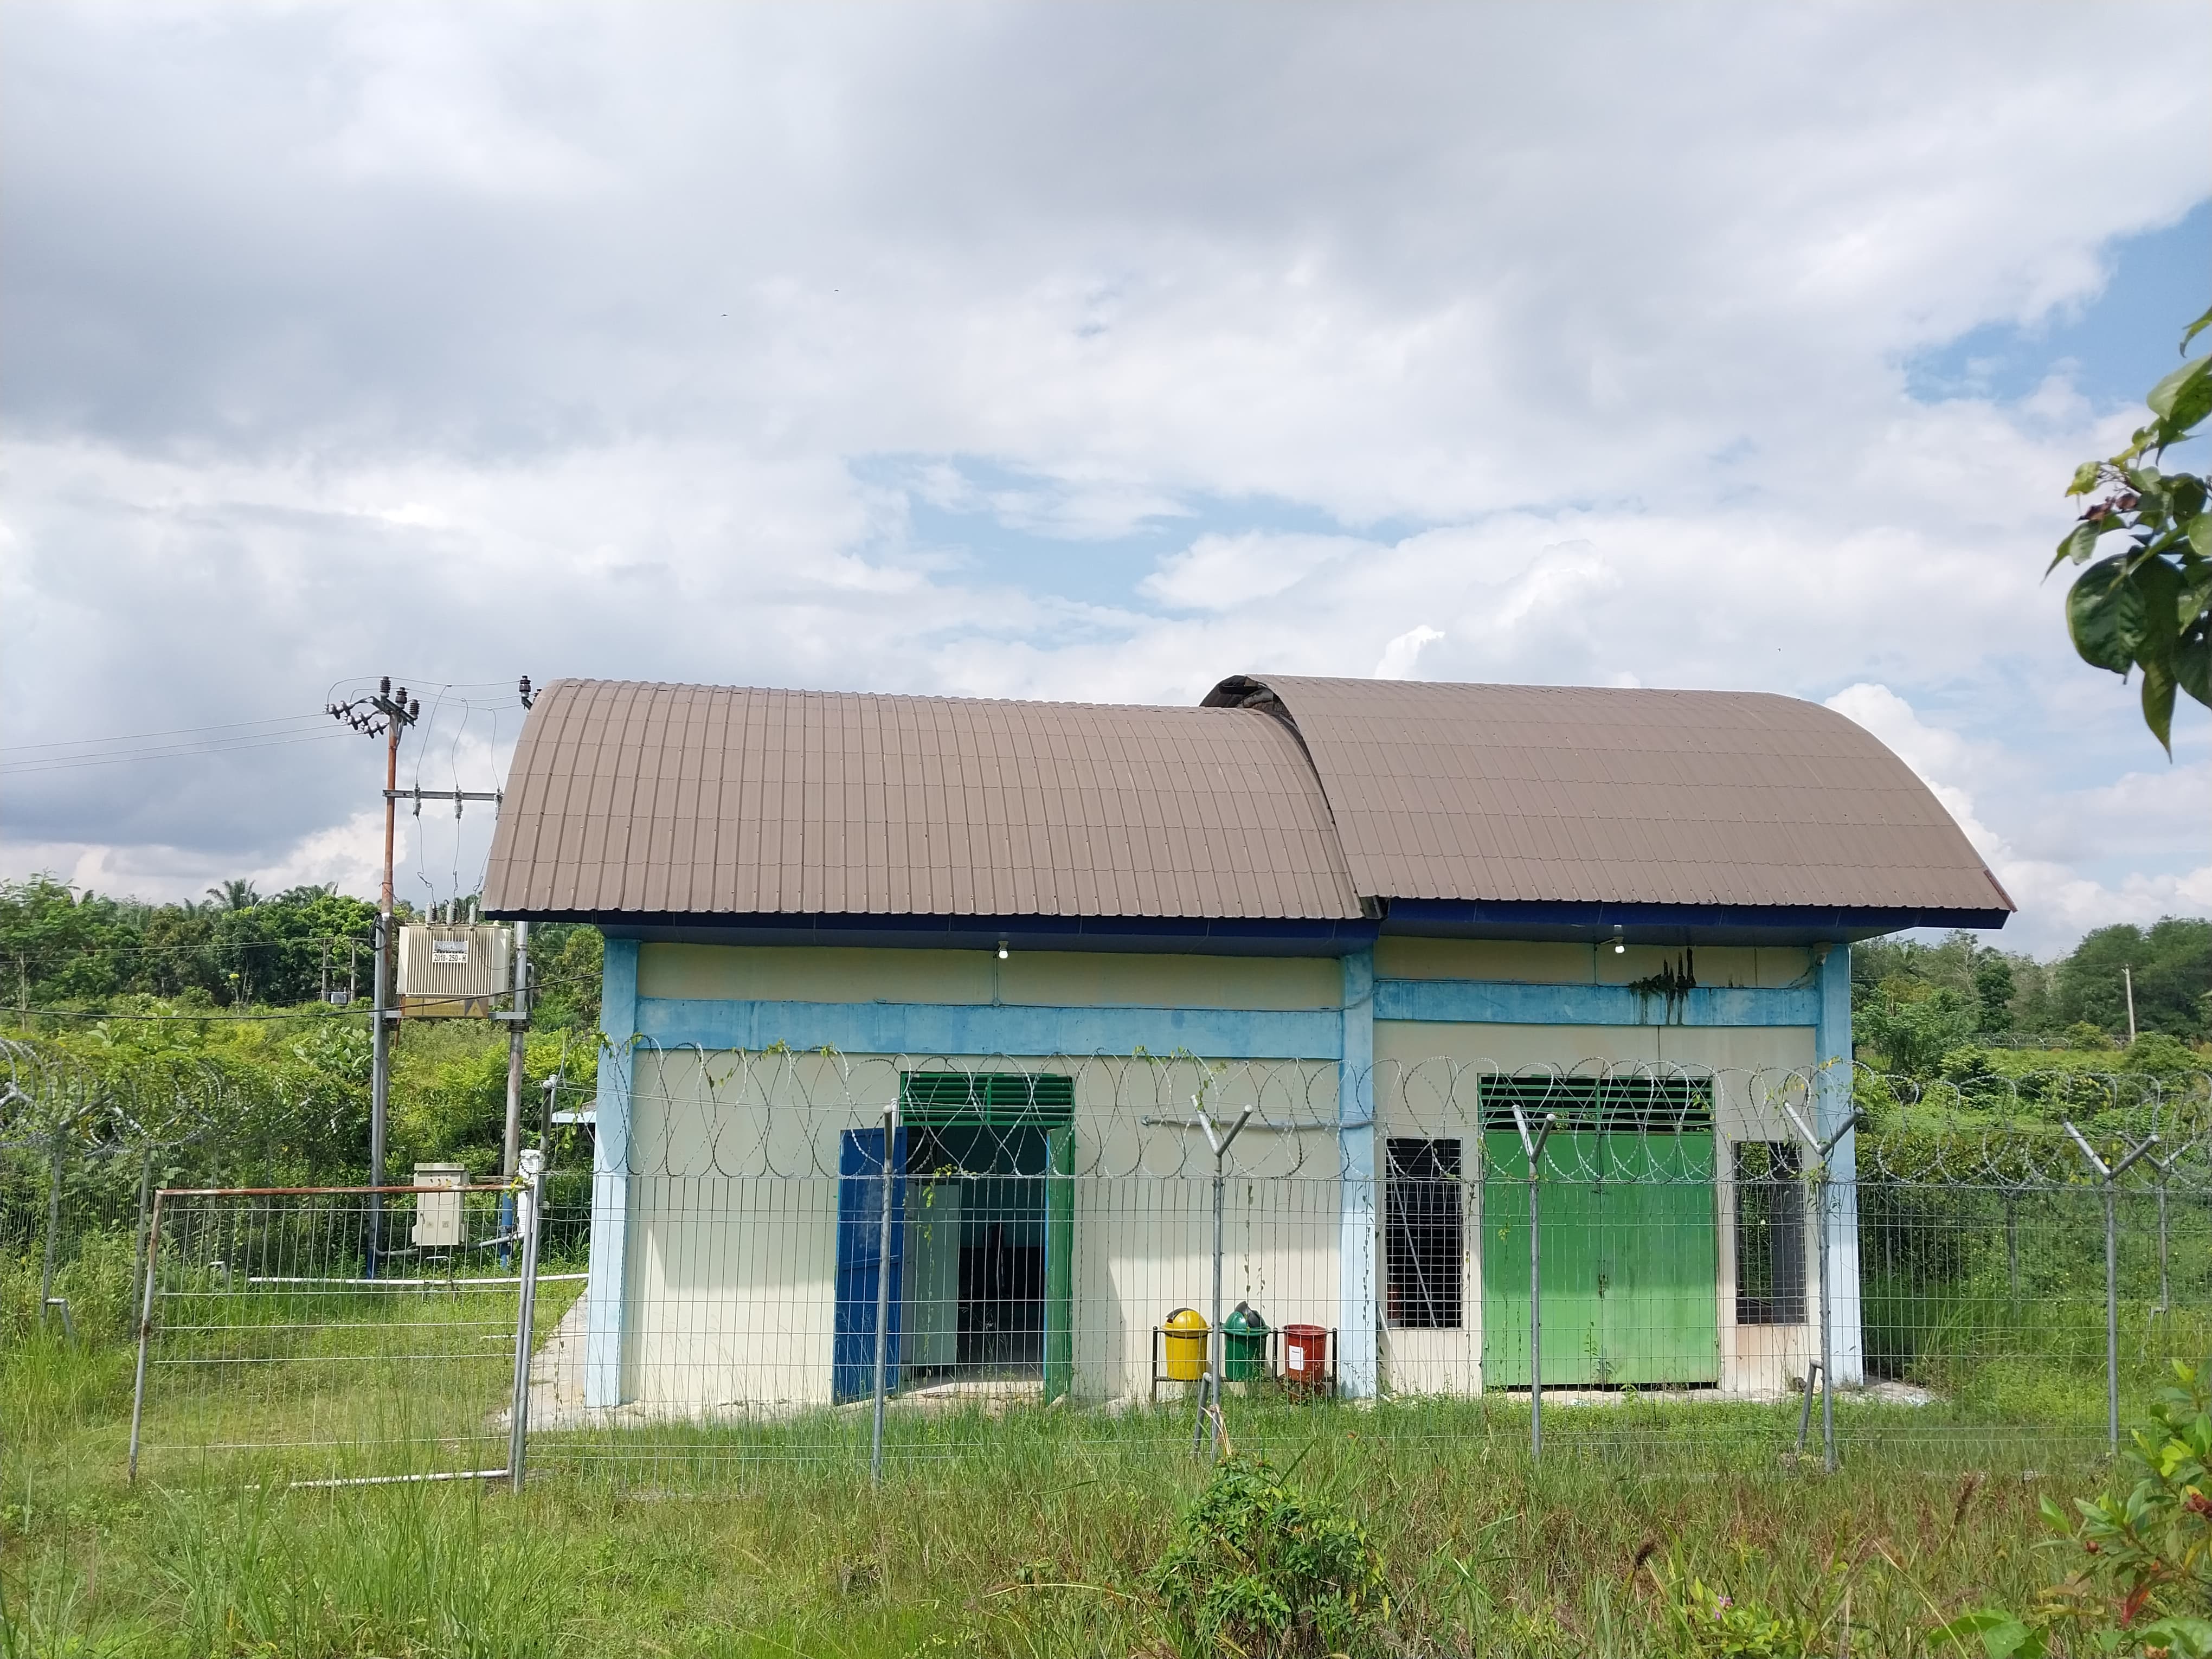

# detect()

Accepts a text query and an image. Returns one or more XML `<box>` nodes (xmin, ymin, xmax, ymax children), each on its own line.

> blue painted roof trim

<box><xmin>1380</xmin><ymin>898</ymin><xmax>2010</xmax><ymax>943</ymax></box>
<box><xmin>519</xmin><ymin>911</ymin><xmax>1385</xmax><ymax>957</ymax></box>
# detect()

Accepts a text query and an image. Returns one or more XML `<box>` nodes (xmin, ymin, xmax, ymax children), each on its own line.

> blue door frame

<box><xmin>832</xmin><ymin>1126</ymin><xmax>908</xmax><ymax>1403</ymax></box>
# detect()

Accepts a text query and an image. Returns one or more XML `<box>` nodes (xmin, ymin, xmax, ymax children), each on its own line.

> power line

<box><xmin>1</xmin><ymin>728</ymin><xmax>353</xmax><ymax>776</ymax></box>
<box><xmin>0</xmin><ymin>712</ymin><xmax>331</xmax><ymax>754</ymax></box>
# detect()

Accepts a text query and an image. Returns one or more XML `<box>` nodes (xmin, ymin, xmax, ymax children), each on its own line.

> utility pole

<box><xmin>2123</xmin><ymin>965</ymin><xmax>2137</xmax><ymax>1045</ymax></box>
<box><xmin>500</xmin><ymin>677</ymin><xmax>539</xmax><ymax>1182</ymax></box>
<box><xmin>329</xmin><ymin>677</ymin><xmax>419</xmax><ymax>1276</ymax></box>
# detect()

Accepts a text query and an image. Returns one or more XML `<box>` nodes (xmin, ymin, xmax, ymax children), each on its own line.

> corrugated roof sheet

<box><xmin>483</xmin><ymin>680</ymin><xmax>1364</xmax><ymax>920</ymax></box>
<box><xmin>1202</xmin><ymin>675</ymin><xmax>2012</xmax><ymax>914</ymax></box>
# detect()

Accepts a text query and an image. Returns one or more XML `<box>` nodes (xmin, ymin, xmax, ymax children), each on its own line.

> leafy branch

<box><xmin>2052</xmin><ymin>304</ymin><xmax>2211</xmax><ymax>754</ymax></box>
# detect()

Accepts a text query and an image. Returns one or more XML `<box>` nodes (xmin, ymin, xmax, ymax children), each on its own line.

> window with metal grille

<box><xmin>899</xmin><ymin>1071</ymin><xmax>1075</xmax><ymax>1126</ymax></box>
<box><xmin>1385</xmin><ymin>1137</ymin><xmax>1463</xmax><ymax>1329</ymax></box>
<box><xmin>1733</xmin><ymin>1140</ymin><xmax>1805</xmax><ymax>1324</ymax></box>
<box><xmin>1477</xmin><ymin>1073</ymin><xmax>1715</xmax><ymax>1133</ymax></box>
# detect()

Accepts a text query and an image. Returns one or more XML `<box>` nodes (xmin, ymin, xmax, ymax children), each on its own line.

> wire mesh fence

<box><xmin>8</xmin><ymin>1042</ymin><xmax>2210</xmax><ymax>1487</ymax></box>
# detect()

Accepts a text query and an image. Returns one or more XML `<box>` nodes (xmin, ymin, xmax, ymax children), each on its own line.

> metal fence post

<box><xmin>1784</xmin><ymin>1101</ymin><xmax>1859</xmax><ymax>1472</ymax></box>
<box><xmin>1814</xmin><ymin>1165</ymin><xmax>1833</xmax><ymax>1470</ymax></box>
<box><xmin>2063</xmin><ymin>1121</ymin><xmax>2156</xmax><ymax>1454</ymax></box>
<box><xmin>131</xmin><ymin>1145</ymin><xmax>155</xmax><ymax>1322</ymax></box>
<box><xmin>871</xmin><ymin>1101</ymin><xmax>897</xmax><ymax>1485</ymax></box>
<box><xmin>38</xmin><ymin>1125</ymin><xmax>65</xmax><ymax>1323</ymax></box>
<box><xmin>1508</xmin><ymin>1103</ymin><xmax>1556</xmax><ymax>1461</ymax></box>
<box><xmin>126</xmin><ymin>1189</ymin><xmax>165</xmax><ymax>1485</ymax></box>
<box><xmin>507</xmin><ymin>1148</ymin><xmax>545</xmax><ymax>1494</ymax></box>
<box><xmin>1196</xmin><ymin>1103</ymin><xmax>1253</xmax><ymax>1462</ymax></box>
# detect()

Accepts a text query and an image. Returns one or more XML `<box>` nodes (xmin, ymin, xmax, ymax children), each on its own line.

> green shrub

<box><xmin>1149</xmin><ymin>1454</ymin><xmax>1388</xmax><ymax>1657</ymax></box>
<box><xmin>1931</xmin><ymin>1361</ymin><xmax>2212</xmax><ymax>1656</ymax></box>
<box><xmin>1661</xmin><ymin>1572</ymin><xmax>1820</xmax><ymax>1658</ymax></box>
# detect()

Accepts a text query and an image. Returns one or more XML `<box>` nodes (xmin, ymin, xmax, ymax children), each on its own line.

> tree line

<box><xmin>1853</xmin><ymin>917</ymin><xmax>2210</xmax><ymax>1077</ymax></box>
<box><xmin>0</xmin><ymin>874</ymin><xmax>602</xmax><ymax>1030</ymax></box>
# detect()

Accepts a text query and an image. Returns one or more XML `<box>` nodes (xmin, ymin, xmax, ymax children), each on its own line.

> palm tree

<box><xmin>207</xmin><ymin>879</ymin><xmax>261</xmax><ymax>912</ymax></box>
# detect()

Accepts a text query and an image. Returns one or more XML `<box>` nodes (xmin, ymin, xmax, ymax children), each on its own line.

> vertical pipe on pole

<box><xmin>871</xmin><ymin>1101</ymin><xmax>896</xmax><ymax>1485</ymax></box>
<box><xmin>507</xmin><ymin>1148</ymin><xmax>544</xmax><ymax>1494</ymax></box>
<box><xmin>369</xmin><ymin>913</ymin><xmax>390</xmax><ymax>1278</ymax></box>
<box><xmin>127</xmin><ymin>1191</ymin><xmax>164</xmax><ymax>1484</ymax></box>
<box><xmin>369</xmin><ymin>701</ymin><xmax>401</xmax><ymax>1279</ymax></box>
<box><xmin>502</xmin><ymin>921</ymin><xmax>530</xmax><ymax>1178</ymax></box>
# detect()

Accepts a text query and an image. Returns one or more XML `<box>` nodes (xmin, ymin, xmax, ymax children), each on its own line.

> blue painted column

<box><xmin>584</xmin><ymin>937</ymin><xmax>638</xmax><ymax>1410</ymax></box>
<box><xmin>1339</xmin><ymin>949</ymin><xmax>1378</xmax><ymax>1399</ymax></box>
<box><xmin>1814</xmin><ymin>942</ymin><xmax>1864</xmax><ymax>1385</ymax></box>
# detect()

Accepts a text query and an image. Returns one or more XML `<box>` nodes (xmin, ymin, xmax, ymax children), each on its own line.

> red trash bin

<box><xmin>1281</xmin><ymin>1323</ymin><xmax>1329</xmax><ymax>1393</ymax></box>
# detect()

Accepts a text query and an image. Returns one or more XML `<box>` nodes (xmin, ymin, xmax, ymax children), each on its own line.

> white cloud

<box><xmin>1372</xmin><ymin>626</ymin><xmax>1444</xmax><ymax>681</ymax></box>
<box><xmin>1</xmin><ymin>3</ymin><xmax>2207</xmax><ymax>950</ymax></box>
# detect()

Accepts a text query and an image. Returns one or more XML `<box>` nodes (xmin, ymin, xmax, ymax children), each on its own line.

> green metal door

<box><xmin>1482</xmin><ymin>1129</ymin><xmax>1606</xmax><ymax>1386</ymax></box>
<box><xmin>1482</xmin><ymin>1126</ymin><xmax>1718</xmax><ymax>1388</ymax></box>
<box><xmin>1596</xmin><ymin>1129</ymin><xmax>1718</xmax><ymax>1385</ymax></box>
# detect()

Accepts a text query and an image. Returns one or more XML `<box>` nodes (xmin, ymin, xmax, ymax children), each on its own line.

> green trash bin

<box><xmin>1221</xmin><ymin>1302</ymin><xmax>1270</xmax><ymax>1382</ymax></box>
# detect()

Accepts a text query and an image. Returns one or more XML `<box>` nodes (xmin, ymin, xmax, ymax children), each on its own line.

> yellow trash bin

<box><xmin>1161</xmin><ymin>1308</ymin><xmax>1210</xmax><ymax>1381</ymax></box>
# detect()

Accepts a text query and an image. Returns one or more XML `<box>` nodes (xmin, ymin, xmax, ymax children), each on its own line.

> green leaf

<box><xmin>2147</xmin><ymin>353</ymin><xmax>2210</xmax><ymax>421</ymax></box>
<box><xmin>2177</xmin><ymin>613</ymin><xmax>2211</xmax><ymax>710</ymax></box>
<box><xmin>2067</xmin><ymin>556</ymin><xmax>2146</xmax><ymax>673</ymax></box>
<box><xmin>2067</xmin><ymin>460</ymin><xmax>2105</xmax><ymax>496</ymax></box>
<box><xmin>2142</xmin><ymin>657</ymin><xmax>2177</xmax><ymax>755</ymax></box>
<box><xmin>2183</xmin><ymin>304</ymin><xmax>2212</xmax><ymax>352</ymax></box>
<box><xmin>1928</xmin><ymin>1610</ymin><xmax>2044</xmax><ymax>1658</ymax></box>
<box><xmin>2149</xmin><ymin>355</ymin><xmax>2212</xmax><ymax>451</ymax></box>
<box><xmin>2050</xmin><ymin>518</ymin><xmax>2108</xmax><ymax>571</ymax></box>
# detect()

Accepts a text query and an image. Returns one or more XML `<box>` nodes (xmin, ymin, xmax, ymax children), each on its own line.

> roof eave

<box><xmin>1380</xmin><ymin>897</ymin><xmax>2011</xmax><ymax>946</ymax></box>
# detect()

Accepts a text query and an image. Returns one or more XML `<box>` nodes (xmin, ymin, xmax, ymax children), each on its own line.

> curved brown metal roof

<box><xmin>1203</xmin><ymin>674</ymin><xmax>2014</xmax><ymax>915</ymax></box>
<box><xmin>484</xmin><ymin>679</ymin><xmax>1362</xmax><ymax>921</ymax></box>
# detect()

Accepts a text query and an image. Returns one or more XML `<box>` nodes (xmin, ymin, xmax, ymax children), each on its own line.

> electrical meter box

<box><xmin>411</xmin><ymin>1163</ymin><xmax>468</xmax><ymax>1249</ymax></box>
<box><xmin>396</xmin><ymin>923</ymin><xmax>512</xmax><ymax>1018</ymax></box>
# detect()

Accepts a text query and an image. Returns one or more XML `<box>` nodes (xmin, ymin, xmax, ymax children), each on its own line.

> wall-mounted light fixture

<box><xmin>1611</xmin><ymin>925</ymin><xmax>1626</xmax><ymax>955</ymax></box>
<box><xmin>997</xmin><ymin>940</ymin><xmax>1009</xmax><ymax>961</ymax></box>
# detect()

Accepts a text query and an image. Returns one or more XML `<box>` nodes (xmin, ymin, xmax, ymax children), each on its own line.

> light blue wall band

<box><xmin>635</xmin><ymin>997</ymin><xmax>1347</xmax><ymax>1060</ymax></box>
<box><xmin>1372</xmin><ymin>979</ymin><xmax>1819</xmax><ymax>1027</ymax></box>
<box><xmin>626</xmin><ymin>979</ymin><xmax>1818</xmax><ymax>1063</ymax></box>
<box><xmin>586</xmin><ymin>937</ymin><xmax>638</xmax><ymax>1410</ymax></box>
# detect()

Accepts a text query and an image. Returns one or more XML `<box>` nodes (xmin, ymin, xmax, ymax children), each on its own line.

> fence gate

<box><xmin>127</xmin><ymin>1176</ymin><xmax>546</xmax><ymax>1488</ymax></box>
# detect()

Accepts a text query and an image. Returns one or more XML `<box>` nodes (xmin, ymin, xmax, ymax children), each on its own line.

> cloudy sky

<box><xmin>2</xmin><ymin>3</ymin><xmax>2207</xmax><ymax>955</ymax></box>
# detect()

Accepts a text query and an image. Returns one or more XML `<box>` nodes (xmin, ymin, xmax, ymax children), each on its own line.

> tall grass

<box><xmin>2</xmin><ymin>1329</ymin><xmax>2129</xmax><ymax>1658</ymax></box>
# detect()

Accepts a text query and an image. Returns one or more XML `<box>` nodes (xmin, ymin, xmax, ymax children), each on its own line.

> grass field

<box><xmin>3</xmin><ymin>1309</ymin><xmax>2169</xmax><ymax>1659</ymax></box>
<box><xmin>7</xmin><ymin>1215</ymin><xmax>2208</xmax><ymax>1656</ymax></box>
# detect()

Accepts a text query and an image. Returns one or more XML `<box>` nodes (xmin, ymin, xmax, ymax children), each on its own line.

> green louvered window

<box><xmin>899</xmin><ymin>1070</ymin><xmax>1076</xmax><ymax>1127</ymax></box>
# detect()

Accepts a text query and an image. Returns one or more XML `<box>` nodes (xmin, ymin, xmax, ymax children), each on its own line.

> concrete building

<box><xmin>483</xmin><ymin>674</ymin><xmax>2010</xmax><ymax>1413</ymax></box>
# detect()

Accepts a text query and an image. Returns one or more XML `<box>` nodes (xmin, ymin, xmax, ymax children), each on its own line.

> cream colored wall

<box><xmin>617</xmin><ymin>1044</ymin><xmax>1347</xmax><ymax>1407</ymax></box>
<box><xmin>613</xmin><ymin>1002</ymin><xmax>1823</xmax><ymax>1406</ymax></box>
<box><xmin>1374</xmin><ymin>937</ymin><xmax>1814</xmax><ymax>989</ymax></box>
<box><xmin>638</xmin><ymin>942</ymin><xmax>1341</xmax><ymax>1009</ymax></box>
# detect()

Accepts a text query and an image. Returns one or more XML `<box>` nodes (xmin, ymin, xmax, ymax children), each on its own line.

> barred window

<box><xmin>1385</xmin><ymin>1137</ymin><xmax>1463</xmax><ymax>1329</ymax></box>
<box><xmin>1734</xmin><ymin>1141</ymin><xmax>1805</xmax><ymax>1325</ymax></box>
